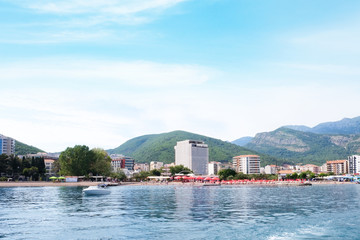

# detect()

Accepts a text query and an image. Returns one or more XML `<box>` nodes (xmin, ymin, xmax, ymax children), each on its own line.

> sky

<box><xmin>1</xmin><ymin>0</ymin><xmax>360</xmax><ymax>152</ymax></box>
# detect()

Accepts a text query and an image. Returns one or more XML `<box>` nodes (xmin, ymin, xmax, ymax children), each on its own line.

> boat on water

<box><xmin>298</xmin><ymin>182</ymin><xmax>312</xmax><ymax>186</ymax></box>
<box><xmin>202</xmin><ymin>183</ymin><xmax>221</xmax><ymax>187</ymax></box>
<box><xmin>83</xmin><ymin>184</ymin><xmax>111</xmax><ymax>195</ymax></box>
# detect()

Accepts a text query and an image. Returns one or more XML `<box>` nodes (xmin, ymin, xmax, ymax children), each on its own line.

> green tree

<box><xmin>23</xmin><ymin>166</ymin><xmax>39</xmax><ymax>180</ymax></box>
<box><xmin>149</xmin><ymin>169</ymin><xmax>161</xmax><ymax>176</ymax></box>
<box><xmin>299</xmin><ymin>172</ymin><xmax>307</xmax><ymax>179</ymax></box>
<box><xmin>133</xmin><ymin>171</ymin><xmax>150</xmax><ymax>181</ymax></box>
<box><xmin>218</xmin><ymin>168</ymin><xmax>237</xmax><ymax>180</ymax></box>
<box><xmin>90</xmin><ymin>148</ymin><xmax>112</xmax><ymax>176</ymax></box>
<box><xmin>59</xmin><ymin>145</ymin><xmax>96</xmax><ymax>176</ymax></box>
<box><xmin>110</xmin><ymin>171</ymin><xmax>127</xmax><ymax>181</ymax></box>
<box><xmin>169</xmin><ymin>165</ymin><xmax>192</xmax><ymax>176</ymax></box>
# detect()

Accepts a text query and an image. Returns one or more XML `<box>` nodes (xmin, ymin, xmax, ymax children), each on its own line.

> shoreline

<box><xmin>0</xmin><ymin>180</ymin><xmax>355</xmax><ymax>188</ymax></box>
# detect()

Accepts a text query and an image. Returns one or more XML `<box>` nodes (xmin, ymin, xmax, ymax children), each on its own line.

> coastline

<box><xmin>0</xmin><ymin>180</ymin><xmax>356</xmax><ymax>188</ymax></box>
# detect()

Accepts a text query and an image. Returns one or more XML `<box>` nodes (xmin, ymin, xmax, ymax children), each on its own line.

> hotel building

<box><xmin>232</xmin><ymin>155</ymin><xmax>261</xmax><ymax>174</ymax></box>
<box><xmin>174</xmin><ymin>140</ymin><xmax>209</xmax><ymax>175</ymax></box>
<box><xmin>348</xmin><ymin>155</ymin><xmax>360</xmax><ymax>175</ymax></box>
<box><xmin>0</xmin><ymin>135</ymin><xmax>15</xmax><ymax>155</ymax></box>
<box><xmin>326</xmin><ymin>160</ymin><xmax>349</xmax><ymax>175</ymax></box>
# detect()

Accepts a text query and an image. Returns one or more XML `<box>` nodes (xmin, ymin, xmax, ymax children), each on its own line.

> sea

<box><xmin>1</xmin><ymin>184</ymin><xmax>360</xmax><ymax>240</ymax></box>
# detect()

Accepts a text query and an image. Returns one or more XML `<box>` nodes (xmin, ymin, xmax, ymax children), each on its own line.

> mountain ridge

<box><xmin>107</xmin><ymin>130</ymin><xmax>285</xmax><ymax>166</ymax></box>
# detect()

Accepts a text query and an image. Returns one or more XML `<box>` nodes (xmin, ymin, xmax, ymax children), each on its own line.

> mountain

<box><xmin>245</xmin><ymin>127</ymin><xmax>360</xmax><ymax>165</ymax></box>
<box><xmin>15</xmin><ymin>141</ymin><xmax>44</xmax><ymax>155</ymax></box>
<box><xmin>232</xmin><ymin>136</ymin><xmax>253</xmax><ymax>146</ymax></box>
<box><xmin>107</xmin><ymin>130</ymin><xmax>284</xmax><ymax>166</ymax></box>
<box><xmin>285</xmin><ymin>116</ymin><xmax>360</xmax><ymax>135</ymax></box>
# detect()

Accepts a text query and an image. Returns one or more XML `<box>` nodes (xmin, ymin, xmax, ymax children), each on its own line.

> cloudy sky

<box><xmin>1</xmin><ymin>0</ymin><xmax>360</xmax><ymax>152</ymax></box>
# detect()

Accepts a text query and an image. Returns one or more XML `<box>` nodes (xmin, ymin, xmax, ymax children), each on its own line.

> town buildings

<box><xmin>134</xmin><ymin>163</ymin><xmax>149</xmax><ymax>172</ymax></box>
<box><xmin>110</xmin><ymin>154</ymin><xmax>135</xmax><ymax>172</ymax></box>
<box><xmin>174</xmin><ymin>140</ymin><xmax>209</xmax><ymax>175</ymax></box>
<box><xmin>326</xmin><ymin>160</ymin><xmax>349</xmax><ymax>175</ymax></box>
<box><xmin>232</xmin><ymin>155</ymin><xmax>261</xmax><ymax>174</ymax></box>
<box><xmin>264</xmin><ymin>165</ymin><xmax>277</xmax><ymax>174</ymax></box>
<box><xmin>0</xmin><ymin>134</ymin><xmax>15</xmax><ymax>155</ymax></box>
<box><xmin>150</xmin><ymin>161</ymin><xmax>164</xmax><ymax>170</ymax></box>
<box><xmin>348</xmin><ymin>155</ymin><xmax>360</xmax><ymax>175</ymax></box>
<box><xmin>299</xmin><ymin>164</ymin><xmax>320</xmax><ymax>174</ymax></box>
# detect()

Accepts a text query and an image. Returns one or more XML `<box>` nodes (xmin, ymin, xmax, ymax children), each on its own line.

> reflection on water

<box><xmin>1</xmin><ymin>184</ymin><xmax>360</xmax><ymax>239</ymax></box>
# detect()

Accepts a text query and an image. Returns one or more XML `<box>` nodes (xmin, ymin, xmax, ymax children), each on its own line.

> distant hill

<box><xmin>107</xmin><ymin>130</ymin><xmax>285</xmax><ymax>166</ymax></box>
<box><xmin>285</xmin><ymin>116</ymin><xmax>360</xmax><ymax>135</ymax></box>
<box><xmin>245</xmin><ymin>127</ymin><xmax>360</xmax><ymax>165</ymax></box>
<box><xmin>232</xmin><ymin>136</ymin><xmax>253</xmax><ymax>146</ymax></box>
<box><xmin>15</xmin><ymin>141</ymin><xmax>44</xmax><ymax>155</ymax></box>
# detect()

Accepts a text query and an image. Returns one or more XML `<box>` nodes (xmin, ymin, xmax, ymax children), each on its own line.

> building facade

<box><xmin>150</xmin><ymin>161</ymin><xmax>164</xmax><ymax>171</ymax></box>
<box><xmin>111</xmin><ymin>155</ymin><xmax>135</xmax><ymax>172</ymax></box>
<box><xmin>326</xmin><ymin>160</ymin><xmax>349</xmax><ymax>175</ymax></box>
<box><xmin>0</xmin><ymin>135</ymin><xmax>15</xmax><ymax>155</ymax></box>
<box><xmin>134</xmin><ymin>163</ymin><xmax>150</xmax><ymax>172</ymax></box>
<box><xmin>174</xmin><ymin>140</ymin><xmax>209</xmax><ymax>175</ymax></box>
<box><xmin>208</xmin><ymin>162</ymin><xmax>220</xmax><ymax>175</ymax></box>
<box><xmin>44</xmin><ymin>159</ymin><xmax>55</xmax><ymax>177</ymax></box>
<box><xmin>348</xmin><ymin>155</ymin><xmax>360</xmax><ymax>175</ymax></box>
<box><xmin>264</xmin><ymin>165</ymin><xmax>277</xmax><ymax>174</ymax></box>
<box><xmin>299</xmin><ymin>164</ymin><xmax>320</xmax><ymax>174</ymax></box>
<box><xmin>232</xmin><ymin>155</ymin><xmax>261</xmax><ymax>174</ymax></box>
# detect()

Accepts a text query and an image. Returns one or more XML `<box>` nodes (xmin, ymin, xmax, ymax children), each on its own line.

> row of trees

<box><xmin>0</xmin><ymin>154</ymin><xmax>46</xmax><ymax>180</ymax></box>
<box><xmin>218</xmin><ymin>169</ymin><xmax>278</xmax><ymax>181</ymax></box>
<box><xmin>132</xmin><ymin>165</ymin><xmax>193</xmax><ymax>181</ymax></box>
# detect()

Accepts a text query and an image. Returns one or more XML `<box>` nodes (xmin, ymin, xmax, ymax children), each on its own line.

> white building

<box><xmin>232</xmin><ymin>155</ymin><xmax>261</xmax><ymax>174</ymax></box>
<box><xmin>264</xmin><ymin>165</ymin><xmax>277</xmax><ymax>174</ymax></box>
<box><xmin>134</xmin><ymin>163</ymin><xmax>149</xmax><ymax>172</ymax></box>
<box><xmin>150</xmin><ymin>161</ymin><xmax>164</xmax><ymax>171</ymax></box>
<box><xmin>208</xmin><ymin>162</ymin><xmax>220</xmax><ymax>175</ymax></box>
<box><xmin>348</xmin><ymin>155</ymin><xmax>360</xmax><ymax>175</ymax></box>
<box><xmin>0</xmin><ymin>135</ymin><xmax>15</xmax><ymax>155</ymax></box>
<box><xmin>174</xmin><ymin>140</ymin><xmax>209</xmax><ymax>175</ymax></box>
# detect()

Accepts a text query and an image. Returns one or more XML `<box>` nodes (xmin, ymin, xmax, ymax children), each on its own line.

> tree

<box><xmin>299</xmin><ymin>172</ymin><xmax>307</xmax><ymax>179</ymax></box>
<box><xmin>90</xmin><ymin>148</ymin><xmax>112</xmax><ymax>176</ymax></box>
<box><xmin>169</xmin><ymin>165</ymin><xmax>192</xmax><ymax>176</ymax></box>
<box><xmin>59</xmin><ymin>145</ymin><xmax>96</xmax><ymax>176</ymax></box>
<box><xmin>218</xmin><ymin>168</ymin><xmax>237</xmax><ymax>180</ymax></box>
<box><xmin>133</xmin><ymin>171</ymin><xmax>150</xmax><ymax>181</ymax></box>
<box><xmin>149</xmin><ymin>169</ymin><xmax>161</xmax><ymax>176</ymax></box>
<box><xmin>110</xmin><ymin>171</ymin><xmax>127</xmax><ymax>181</ymax></box>
<box><xmin>23</xmin><ymin>166</ymin><xmax>39</xmax><ymax>180</ymax></box>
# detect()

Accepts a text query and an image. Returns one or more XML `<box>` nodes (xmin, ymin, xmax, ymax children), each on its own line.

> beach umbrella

<box><xmin>49</xmin><ymin>176</ymin><xmax>57</xmax><ymax>180</ymax></box>
<box><xmin>58</xmin><ymin>176</ymin><xmax>66</xmax><ymax>179</ymax></box>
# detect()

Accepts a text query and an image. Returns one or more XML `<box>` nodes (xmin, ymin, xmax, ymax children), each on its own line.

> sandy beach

<box><xmin>0</xmin><ymin>180</ymin><xmax>355</xmax><ymax>188</ymax></box>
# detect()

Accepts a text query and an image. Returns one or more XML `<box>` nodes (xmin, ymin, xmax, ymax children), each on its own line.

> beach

<box><xmin>0</xmin><ymin>180</ymin><xmax>355</xmax><ymax>188</ymax></box>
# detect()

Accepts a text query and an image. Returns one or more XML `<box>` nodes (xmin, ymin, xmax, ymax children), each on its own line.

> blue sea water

<box><xmin>1</xmin><ymin>184</ymin><xmax>360</xmax><ymax>240</ymax></box>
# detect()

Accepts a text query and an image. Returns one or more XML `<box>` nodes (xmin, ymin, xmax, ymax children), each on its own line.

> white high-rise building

<box><xmin>348</xmin><ymin>155</ymin><xmax>360</xmax><ymax>175</ymax></box>
<box><xmin>174</xmin><ymin>140</ymin><xmax>209</xmax><ymax>175</ymax></box>
<box><xmin>0</xmin><ymin>135</ymin><xmax>15</xmax><ymax>155</ymax></box>
<box><xmin>233</xmin><ymin>155</ymin><xmax>261</xmax><ymax>174</ymax></box>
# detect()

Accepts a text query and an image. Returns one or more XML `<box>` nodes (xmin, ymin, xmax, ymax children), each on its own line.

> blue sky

<box><xmin>1</xmin><ymin>0</ymin><xmax>360</xmax><ymax>152</ymax></box>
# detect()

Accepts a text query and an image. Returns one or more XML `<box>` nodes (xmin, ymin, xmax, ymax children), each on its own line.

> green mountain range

<box><xmin>15</xmin><ymin>141</ymin><xmax>44</xmax><ymax>155</ymax></box>
<box><xmin>245</xmin><ymin>127</ymin><xmax>360</xmax><ymax>165</ymax></box>
<box><xmin>107</xmin><ymin>130</ymin><xmax>283</xmax><ymax>166</ymax></box>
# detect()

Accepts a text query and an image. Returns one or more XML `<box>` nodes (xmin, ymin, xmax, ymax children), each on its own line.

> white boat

<box><xmin>83</xmin><ymin>184</ymin><xmax>111</xmax><ymax>195</ymax></box>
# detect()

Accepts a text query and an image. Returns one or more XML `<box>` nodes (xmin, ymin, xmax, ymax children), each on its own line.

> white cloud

<box><xmin>0</xmin><ymin>59</ymin><xmax>216</xmax><ymax>87</ymax></box>
<box><xmin>11</xmin><ymin>0</ymin><xmax>188</xmax><ymax>25</ymax></box>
